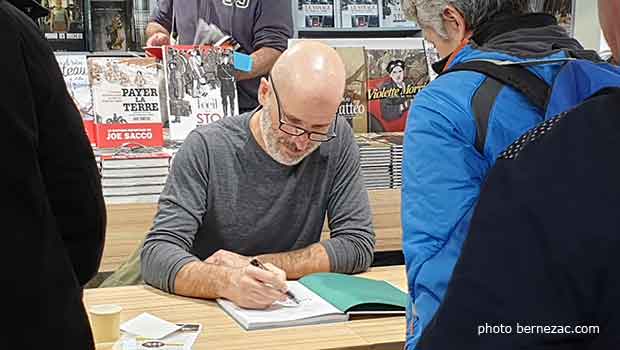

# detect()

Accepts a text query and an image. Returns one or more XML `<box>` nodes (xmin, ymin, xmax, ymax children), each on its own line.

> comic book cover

<box><xmin>39</xmin><ymin>0</ymin><xmax>87</xmax><ymax>51</ymax></box>
<box><xmin>90</xmin><ymin>0</ymin><xmax>134</xmax><ymax>52</ymax></box>
<box><xmin>423</xmin><ymin>40</ymin><xmax>441</xmax><ymax>81</ymax></box>
<box><xmin>334</xmin><ymin>47</ymin><xmax>368</xmax><ymax>133</ymax></box>
<box><xmin>366</xmin><ymin>40</ymin><xmax>430</xmax><ymax>132</ymax></box>
<box><xmin>340</xmin><ymin>0</ymin><xmax>380</xmax><ymax>28</ymax></box>
<box><xmin>88</xmin><ymin>57</ymin><xmax>163</xmax><ymax>148</ymax></box>
<box><xmin>163</xmin><ymin>45</ymin><xmax>239</xmax><ymax>141</ymax></box>
<box><xmin>55</xmin><ymin>53</ymin><xmax>96</xmax><ymax>145</ymax></box>
<box><xmin>297</xmin><ymin>0</ymin><xmax>336</xmax><ymax>28</ymax></box>
<box><xmin>379</xmin><ymin>0</ymin><xmax>417</xmax><ymax>28</ymax></box>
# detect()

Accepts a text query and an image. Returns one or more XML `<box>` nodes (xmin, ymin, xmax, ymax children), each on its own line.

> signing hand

<box><xmin>223</xmin><ymin>263</ymin><xmax>288</xmax><ymax>309</ymax></box>
<box><xmin>205</xmin><ymin>249</ymin><xmax>250</xmax><ymax>268</ymax></box>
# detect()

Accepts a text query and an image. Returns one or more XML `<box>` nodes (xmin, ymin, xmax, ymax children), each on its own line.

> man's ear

<box><xmin>442</xmin><ymin>5</ymin><xmax>469</xmax><ymax>40</ymax></box>
<box><xmin>257</xmin><ymin>77</ymin><xmax>270</xmax><ymax>106</ymax></box>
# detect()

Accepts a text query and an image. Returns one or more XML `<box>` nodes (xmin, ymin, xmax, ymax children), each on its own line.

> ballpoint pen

<box><xmin>249</xmin><ymin>258</ymin><xmax>300</xmax><ymax>305</ymax></box>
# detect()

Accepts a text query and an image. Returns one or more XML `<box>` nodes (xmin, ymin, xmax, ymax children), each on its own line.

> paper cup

<box><xmin>89</xmin><ymin>304</ymin><xmax>122</xmax><ymax>344</ymax></box>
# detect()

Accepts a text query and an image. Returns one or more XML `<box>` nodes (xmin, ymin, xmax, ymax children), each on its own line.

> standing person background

<box><xmin>419</xmin><ymin>1</ymin><xmax>620</xmax><ymax>348</ymax></box>
<box><xmin>1</xmin><ymin>0</ymin><xmax>106</xmax><ymax>348</ymax></box>
<box><xmin>399</xmin><ymin>0</ymin><xmax>598</xmax><ymax>348</ymax></box>
<box><xmin>145</xmin><ymin>0</ymin><xmax>294</xmax><ymax>113</ymax></box>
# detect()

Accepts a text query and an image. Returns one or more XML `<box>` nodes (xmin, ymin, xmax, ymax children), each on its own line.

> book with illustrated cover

<box><xmin>297</xmin><ymin>0</ymin><xmax>336</xmax><ymax>28</ymax></box>
<box><xmin>218</xmin><ymin>273</ymin><xmax>406</xmax><ymax>330</ymax></box>
<box><xmin>423</xmin><ymin>40</ymin><xmax>441</xmax><ymax>81</ymax></box>
<box><xmin>39</xmin><ymin>0</ymin><xmax>87</xmax><ymax>51</ymax></box>
<box><xmin>163</xmin><ymin>45</ymin><xmax>238</xmax><ymax>141</ymax></box>
<box><xmin>334</xmin><ymin>47</ymin><xmax>368</xmax><ymax>133</ymax></box>
<box><xmin>340</xmin><ymin>0</ymin><xmax>379</xmax><ymax>28</ymax></box>
<box><xmin>366</xmin><ymin>39</ymin><xmax>430</xmax><ymax>132</ymax></box>
<box><xmin>55</xmin><ymin>52</ymin><xmax>96</xmax><ymax>145</ymax></box>
<box><xmin>288</xmin><ymin>38</ymin><xmax>429</xmax><ymax>133</ymax></box>
<box><xmin>379</xmin><ymin>0</ymin><xmax>417</xmax><ymax>28</ymax></box>
<box><xmin>88</xmin><ymin>57</ymin><xmax>163</xmax><ymax>148</ymax></box>
<box><xmin>90</xmin><ymin>0</ymin><xmax>134</xmax><ymax>52</ymax></box>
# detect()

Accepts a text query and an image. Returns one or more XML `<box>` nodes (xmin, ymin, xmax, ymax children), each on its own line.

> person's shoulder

<box><xmin>0</xmin><ymin>1</ymin><xmax>22</xmax><ymax>34</ymax></box>
<box><xmin>322</xmin><ymin>118</ymin><xmax>356</xmax><ymax>158</ymax></box>
<box><xmin>500</xmin><ymin>89</ymin><xmax>620</xmax><ymax>162</ymax></box>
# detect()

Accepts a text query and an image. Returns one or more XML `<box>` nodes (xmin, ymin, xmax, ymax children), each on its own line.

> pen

<box><xmin>249</xmin><ymin>258</ymin><xmax>300</xmax><ymax>305</ymax></box>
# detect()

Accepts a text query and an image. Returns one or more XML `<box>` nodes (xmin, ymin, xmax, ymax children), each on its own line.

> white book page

<box><xmin>218</xmin><ymin>281</ymin><xmax>346</xmax><ymax>329</ymax></box>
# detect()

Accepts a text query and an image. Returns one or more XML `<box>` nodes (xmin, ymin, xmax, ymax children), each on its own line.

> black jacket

<box><xmin>419</xmin><ymin>89</ymin><xmax>620</xmax><ymax>349</ymax></box>
<box><xmin>0</xmin><ymin>1</ymin><xmax>106</xmax><ymax>348</ymax></box>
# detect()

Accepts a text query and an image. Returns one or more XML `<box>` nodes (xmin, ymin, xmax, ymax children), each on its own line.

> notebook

<box><xmin>217</xmin><ymin>272</ymin><xmax>407</xmax><ymax>330</ymax></box>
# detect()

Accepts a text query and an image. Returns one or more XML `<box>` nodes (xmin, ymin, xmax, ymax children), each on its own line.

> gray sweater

<box><xmin>141</xmin><ymin>112</ymin><xmax>375</xmax><ymax>293</ymax></box>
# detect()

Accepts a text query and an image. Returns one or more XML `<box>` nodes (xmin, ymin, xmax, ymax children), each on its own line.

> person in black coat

<box><xmin>418</xmin><ymin>88</ymin><xmax>620</xmax><ymax>350</ymax></box>
<box><xmin>0</xmin><ymin>0</ymin><xmax>106</xmax><ymax>348</ymax></box>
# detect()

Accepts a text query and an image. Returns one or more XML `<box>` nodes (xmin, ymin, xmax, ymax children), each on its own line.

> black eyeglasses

<box><xmin>269</xmin><ymin>74</ymin><xmax>337</xmax><ymax>142</ymax></box>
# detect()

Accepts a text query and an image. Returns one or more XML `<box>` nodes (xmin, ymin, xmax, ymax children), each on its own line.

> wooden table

<box><xmin>102</xmin><ymin>189</ymin><xmax>402</xmax><ymax>272</ymax></box>
<box><xmin>84</xmin><ymin>266</ymin><xmax>407</xmax><ymax>350</ymax></box>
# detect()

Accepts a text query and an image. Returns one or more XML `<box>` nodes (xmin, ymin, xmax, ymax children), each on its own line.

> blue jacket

<box><xmin>402</xmin><ymin>15</ymin><xmax>590</xmax><ymax>349</ymax></box>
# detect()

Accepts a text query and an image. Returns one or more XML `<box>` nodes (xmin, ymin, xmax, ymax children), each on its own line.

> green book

<box><xmin>218</xmin><ymin>273</ymin><xmax>407</xmax><ymax>330</ymax></box>
<box><xmin>299</xmin><ymin>272</ymin><xmax>407</xmax><ymax>313</ymax></box>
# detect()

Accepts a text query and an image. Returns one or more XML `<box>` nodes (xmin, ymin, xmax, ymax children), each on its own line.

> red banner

<box><xmin>95</xmin><ymin>123</ymin><xmax>164</xmax><ymax>149</ymax></box>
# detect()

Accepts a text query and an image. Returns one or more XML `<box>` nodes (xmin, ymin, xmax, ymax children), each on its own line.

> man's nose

<box><xmin>292</xmin><ymin>134</ymin><xmax>310</xmax><ymax>150</ymax></box>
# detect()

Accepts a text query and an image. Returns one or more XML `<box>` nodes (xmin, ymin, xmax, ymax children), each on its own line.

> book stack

<box><xmin>388</xmin><ymin>133</ymin><xmax>403</xmax><ymax>188</ymax></box>
<box><xmin>94</xmin><ymin>152</ymin><xmax>102</xmax><ymax>174</ymax></box>
<box><xmin>100</xmin><ymin>152</ymin><xmax>170</xmax><ymax>204</ymax></box>
<box><xmin>355</xmin><ymin>134</ymin><xmax>392</xmax><ymax>190</ymax></box>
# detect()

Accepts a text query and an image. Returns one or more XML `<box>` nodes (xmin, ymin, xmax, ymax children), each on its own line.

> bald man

<box><xmin>141</xmin><ymin>42</ymin><xmax>375</xmax><ymax>309</ymax></box>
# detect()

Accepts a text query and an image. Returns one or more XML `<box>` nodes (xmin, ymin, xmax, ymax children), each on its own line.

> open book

<box><xmin>217</xmin><ymin>273</ymin><xmax>407</xmax><ymax>330</ymax></box>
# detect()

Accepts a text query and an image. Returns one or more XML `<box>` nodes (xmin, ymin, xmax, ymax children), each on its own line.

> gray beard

<box><xmin>259</xmin><ymin>109</ymin><xmax>318</xmax><ymax>166</ymax></box>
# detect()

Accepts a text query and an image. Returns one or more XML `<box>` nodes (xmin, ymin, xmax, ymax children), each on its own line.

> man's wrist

<box><xmin>214</xmin><ymin>263</ymin><xmax>237</xmax><ymax>299</ymax></box>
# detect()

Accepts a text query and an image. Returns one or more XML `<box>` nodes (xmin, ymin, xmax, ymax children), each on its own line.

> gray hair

<box><xmin>403</xmin><ymin>0</ymin><xmax>530</xmax><ymax>38</ymax></box>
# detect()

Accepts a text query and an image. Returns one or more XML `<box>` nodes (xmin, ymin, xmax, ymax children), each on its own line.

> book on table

<box><xmin>217</xmin><ymin>272</ymin><xmax>407</xmax><ymax>331</ymax></box>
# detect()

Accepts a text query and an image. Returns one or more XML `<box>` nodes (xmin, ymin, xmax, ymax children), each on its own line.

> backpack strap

<box><xmin>440</xmin><ymin>60</ymin><xmax>551</xmax><ymax>154</ymax></box>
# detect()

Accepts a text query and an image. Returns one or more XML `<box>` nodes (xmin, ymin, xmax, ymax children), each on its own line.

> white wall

<box><xmin>573</xmin><ymin>0</ymin><xmax>601</xmax><ymax>51</ymax></box>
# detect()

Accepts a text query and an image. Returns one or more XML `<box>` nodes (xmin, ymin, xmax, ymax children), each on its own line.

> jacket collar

<box><xmin>472</xmin><ymin>13</ymin><xmax>557</xmax><ymax>46</ymax></box>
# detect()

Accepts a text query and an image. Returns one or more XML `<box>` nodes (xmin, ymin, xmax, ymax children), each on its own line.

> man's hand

<box><xmin>146</xmin><ymin>32</ymin><xmax>170</xmax><ymax>47</ymax></box>
<box><xmin>222</xmin><ymin>263</ymin><xmax>288</xmax><ymax>309</ymax></box>
<box><xmin>205</xmin><ymin>249</ymin><xmax>250</xmax><ymax>268</ymax></box>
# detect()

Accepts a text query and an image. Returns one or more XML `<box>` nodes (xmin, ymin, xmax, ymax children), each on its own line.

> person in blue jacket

<box><xmin>399</xmin><ymin>1</ymin><xmax>598</xmax><ymax>348</ymax></box>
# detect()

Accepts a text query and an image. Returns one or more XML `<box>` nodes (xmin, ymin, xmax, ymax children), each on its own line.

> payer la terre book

<box><xmin>88</xmin><ymin>56</ymin><xmax>163</xmax><ymax>148</ymax></box>
<box><xmin>218</xmin><ymin>272</ymin><xmax>407</xmax><ymax>331</ymax></box>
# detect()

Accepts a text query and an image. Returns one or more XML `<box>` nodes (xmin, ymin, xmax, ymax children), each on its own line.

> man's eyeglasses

<box><xmin>269</xmin><ymin>74</ymin><xmax>337</xmax><ymax>142</ymax></box>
